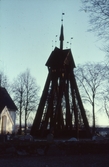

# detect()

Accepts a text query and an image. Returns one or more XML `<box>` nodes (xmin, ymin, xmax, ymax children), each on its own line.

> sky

<box><xmin>0</xmin><ymin>0</ymin><xmax>108</xmax><ymax>126</ymax></box>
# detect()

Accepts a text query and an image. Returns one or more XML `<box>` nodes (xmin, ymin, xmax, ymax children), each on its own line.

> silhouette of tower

<box><xmin>31</xmin><ymin>21</ymin><xmax>91</xmax><ymax>138</ymax></box>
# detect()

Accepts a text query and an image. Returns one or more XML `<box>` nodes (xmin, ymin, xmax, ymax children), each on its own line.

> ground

<box><xmin>0</xmin><ymin>154</ymin><xmax>109</xmax><ymax>167</ymax></box>
<box><xmin>0</xmin><ymin>137</ymin><xmax>109</xmax><ymax>167</ymax></box>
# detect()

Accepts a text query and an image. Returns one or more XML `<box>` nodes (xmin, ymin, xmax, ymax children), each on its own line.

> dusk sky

<box><xmin>0</xmin><ymin>0</ymin><xmax>108</xmax><ymax>126</ymax></box>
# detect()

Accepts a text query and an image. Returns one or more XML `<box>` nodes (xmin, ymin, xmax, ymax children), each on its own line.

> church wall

<box><xmin>0</xmin><ymin>107</ymin><xmax>16</xmax><ymax>134</ymax></box>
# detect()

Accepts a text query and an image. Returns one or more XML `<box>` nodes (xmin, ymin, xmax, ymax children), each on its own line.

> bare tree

<box><xmin>81</xmin><ymin>0</ymin><xmax>109</xmax><ymax>53</ymax></box>
<box><xmin>12</xmin><ymin>74</ymin><xmax>25</xmax><ymax>134</ymax></box>
<box><xmin>12</xmin><ymin>69</ymin><xmax>39</xmax><ymax>134</ymax></box>
<box><xmin>0</xmin><ymin>71</ymin><xmax>10</xmax><ymax>91</ymax></box>
<box><xmin>104</xmin><ymin>96</ymin><xmax>109</xmax><ymax>119</ymax></box>
<box><xmin>22</xmin><ymin>69</ymin><xmax>39</xmax><ymax>133</ymax></box>
<box><xmin>102</xmin><ymin>65</ymin><xmax>109</xmax><ymax>120</ymax></box>
<box><xmin>75</xmin><ymin>62</ymin><xmax>106</xmax><ymax>134</ymax></box>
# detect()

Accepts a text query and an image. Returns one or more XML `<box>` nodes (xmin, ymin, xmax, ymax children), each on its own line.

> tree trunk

<box><xmin>19</xmin><ymin>108</ymin><xmax>21</xmax><ymax>134</ymax></box>
<box><xmin>19</xmin><ymin>103</ymin><xmax>22</xmax><ymax>135</ymax></box>
<box><xmin>25</xmin><ymin>109</ymin><xmax>27</xmax><ymax>135</ymax></box>
<box><xmin>92</xmin><ymin>96</ymin><xmax>95</xmax><ymax>135</ymax></box>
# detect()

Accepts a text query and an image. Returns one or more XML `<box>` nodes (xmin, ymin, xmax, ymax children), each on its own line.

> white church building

<box><xmin>0</xmin><ymin>87</ymin><xmax>17</xmax><ymax>134</ymax></box>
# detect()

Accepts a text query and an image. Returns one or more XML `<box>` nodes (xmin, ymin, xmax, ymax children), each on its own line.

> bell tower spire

<box><xmin>59</xmin><ymin>13</ymin><xmax>64</xmax><ymax>50</ymax></box>
<box><xmin>59</xmin><ymin>24</ymin><xmax>64</xmax><ymax>50</ymax></box>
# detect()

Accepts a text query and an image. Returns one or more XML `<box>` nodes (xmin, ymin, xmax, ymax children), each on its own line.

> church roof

<box><xmin>45</xmin><ymin>47</ymin><xmax>76</xmax><ymax>69</ymax></box>
<box><xmin>0</xmin><ymin>87</ymin><xmax>17</xmax><ymax>112</ymax></box>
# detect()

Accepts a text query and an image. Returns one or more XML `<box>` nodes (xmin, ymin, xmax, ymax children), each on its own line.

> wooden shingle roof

<box><xmin>0</xmin><ymin>87</ymin><xmax>17</xmax><ymax>112</ymax></box>
<box><xmin>45</xmin><ymin>47</ymin><xmax>76</xmax><ymax>69</ymax></box>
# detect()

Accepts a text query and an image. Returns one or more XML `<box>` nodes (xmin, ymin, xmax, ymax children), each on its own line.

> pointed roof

<box><xmin>45</xmin><ymin>47</ymin><xmax>75</xmax><ymax>69</ymax></box>
<box><xmin>59</xmin><ymin>24</ymin><xmax>64</xmax><ymax>50</ymax></box>
<box><xmin>46</xmin><ymin>17</ymin><xmax>75</xmax><ymax>69</ymax></box>
<box><xmin>0</xmin><ymin>87</ymin><xmax>17</xmax><ymax>112</ymax></box>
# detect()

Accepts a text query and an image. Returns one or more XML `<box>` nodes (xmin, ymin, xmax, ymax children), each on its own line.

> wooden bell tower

<box><xmin>31</xmin><ymin>21</ymin><xmax>91</xmax><ymax>138</ymax></box>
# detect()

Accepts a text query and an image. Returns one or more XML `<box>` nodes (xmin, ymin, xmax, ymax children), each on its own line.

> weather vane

<box><xmin>70</xmin><ymin>37</ymin><xmax>73</xmax><ymax>48</ymax></box>
<box><xmin>55</xmin><ymin>35</ymin><xmax>58</xmax><ymax>46</ymax></box>
<box><xmin>61</xmin><ymin>13</ymin><xmax>65</xmax><ymax>23</ymax></box>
